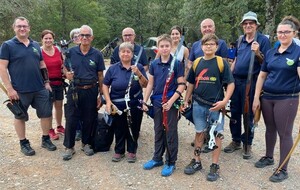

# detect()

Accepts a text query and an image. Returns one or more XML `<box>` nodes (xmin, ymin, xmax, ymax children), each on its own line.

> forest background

<box><xmin>0</xmin><ymin>0</ymin><xmax>299</xmax><ymax>49</ymax></box>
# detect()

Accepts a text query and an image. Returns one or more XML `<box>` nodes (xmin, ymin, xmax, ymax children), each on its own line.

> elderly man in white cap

<box><xmin>224</xmin><ymin>11</ymin><xmax>271</xmax><ymax>159</ymax></box>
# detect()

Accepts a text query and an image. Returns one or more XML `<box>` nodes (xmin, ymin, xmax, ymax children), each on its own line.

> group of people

<box><xmin>0</xmin><ymin>11</ymin><xmax>299</xmax><ymax>183</ymax></box>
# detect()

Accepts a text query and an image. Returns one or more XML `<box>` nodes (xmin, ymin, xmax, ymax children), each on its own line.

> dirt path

<box><xmin>0</xmin><ymin>92</ymin><xmax>299</xmax><ymax>190</ymax></box>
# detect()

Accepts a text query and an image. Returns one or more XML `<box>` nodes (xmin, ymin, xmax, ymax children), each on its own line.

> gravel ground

<box><xmin>0</xmin><ymin>91</ymin><xmax>299</xmax><ymax>190</ymax></box>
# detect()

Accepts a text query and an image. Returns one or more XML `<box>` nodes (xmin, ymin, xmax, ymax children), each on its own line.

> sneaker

<box><xmin>20</xmin><ymin>140</ymin><xmax>35</xmax><ymax>156</ymax></box>
<box><xmin>161</xmin><ymin>164</ymin><xmax>176</xmax><ymax>177</ymax></box>
<box><xmin>242</xmin><ymin>144</ymin><xmax>252</xmax><ymax>159</ymax></box>
<box><xmin>269</xmin><ymin>169</ymin><xmax>288</xmax><ymax>182</ymax></box>
<box><xmin>49</xmin><ymin>129</ymin><xmax>59</xmax><ymax>140</ymax></box>
<box><xmin>207</xmin><ymin>163</ymin><xmax>220</xmax><ymax>182</ymax></box>
<box><xmin>127</xmin><ymin>153</ymin><xmax>137</xmax><ymax>163</ymax></box>
<box><xmin>75</xmin><ymin>130</ymin><xmax>82</xmax><ymax>141</ymax></box>
<box><xmin>81</xmin><ymin>144</ymin><xmax>94</xmax><ymax>156</ymax></box>
<box><xmin>112</xmin><ymin>153</ymin><xmax>125</xmax><ymax>162</ymax></box>
<box><xmin>41</xmin><ymin>137</ymin><xmax>57</xmax><ymax>151</ymax></box>
<box><xmin>143</xmin><ymin>160</ymin><xmax>164</xmax><ymax>170</ymax></box>
<box><xmin>63</xmin><ymin>148</ymin><xmax>75</xmax><ymax>161</ymax></box>
<box><xmin>224</xmin><ymin>141</ymin><xmax>241</xmax><ymax>153</ymax></box>
<box><xmin>56</xmin><ymin>126</ymin><xmax>65</xmax><ymax>134</ymax></box>
<box><xmin>255</xmin><ymin>156</ymin><xmax>274</xmax><ymax>168</ymax></box>
<box><xmin>184</xmin><ymin>159</ymin><xmax>202</xmax><ymax>175</ymax></box>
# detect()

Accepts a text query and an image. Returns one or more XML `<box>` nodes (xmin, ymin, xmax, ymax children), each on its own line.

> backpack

<box><xmin>92</xmin><ymin>113</ymin><xmax>114</xmax><ymax>152</ymax></box>
<box><xmin>192</xmin><ymin>56</ymin><xmax>224</xmax><ymax>73</ymax></box>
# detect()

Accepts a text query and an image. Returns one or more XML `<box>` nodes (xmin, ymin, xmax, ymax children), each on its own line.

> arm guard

<box><xmin>40</xmin><ymin>68</ymin><xmax>50</xmax><ymax>83</ymax></box>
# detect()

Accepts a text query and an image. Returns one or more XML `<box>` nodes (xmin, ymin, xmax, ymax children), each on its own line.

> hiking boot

<box><xmin>127</xmin><ymin>153</ymin><xmax>137</xmax><ymax>163</ymax></box>
<box><xmin>75</xmin><ymin>130</ymin><xmax>82</xmax><ymax>141</ymax></box>
<box><xmin>161</xmin><ymin>164</ymin><xmax>176</xmax><ymax>177</ymax></box>
<box><xmin>112</xmin><ymin>153</ymin><xmax>125</xmax><ymax>162</ymax></box>
<box><xmin>63</xmin><ymin>148</ymin><xmax>75</xmax><ymax>161</ymax></box>
<box><xmin>20</xmin><ymin>140</ymin><xmax>35</xmax><ymax>156</ymax></box>
<box><xmin>242</xmin><ymin>144</ymin><xmax>252</xmax><ymax>159</ymax></box>
<box><xmin>184</xmin><ymin>159</ymin><xmax>202</xmax><ymax>175</ymax></box>
<box><xmin>41</xmin><ymin>137</ymin><xmax>57</xmax><ymax>151</ymax></box>
<box><xmin>224</xmin><ymin>141</ymin><xmax>241</xmax><ymax>153</ymax></box>
<box><xmin>56</xmin><ymin>126</ymin><xmax>65</xmax><ymax>134</ymax></box>
<box><xmin>81</xmin><ymin>144</ymin><xmax>94</xmax><ymax>156</ymax></box>
<box><xmin>255</xmin><ymin>156</ymin><xmax>274</xmax><ymax>168</ymax></box>
<box><xmin>49</xmin><ymin>129</ymin><xmax>59</xmax><ymax>140</ymax></box>
<box><xmin>207</xmin><ymin>163</ymin><xmax>220</xmax><ymax>182</ymax></box>
<box><xmin>143</xmin><ymin>160</ymin><xmax>164</xmax><ymax>170</ymax></box>
<box><xmin>269</xmin><ymin>169</ymin><xmax>288</xmax><ymax>182</ymax></box>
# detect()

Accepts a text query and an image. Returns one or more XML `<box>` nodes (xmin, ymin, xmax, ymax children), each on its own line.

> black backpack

<box><xmin>92</xmin><ymin>113</ymin><xmax>114</xmax><ymax>152</ymax></box>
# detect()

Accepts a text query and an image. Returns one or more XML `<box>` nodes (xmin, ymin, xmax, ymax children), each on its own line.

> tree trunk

<box><xmin>264</xmin><ymin>0</ymin><xmax>282</xmax><ymax>44</ymax></box>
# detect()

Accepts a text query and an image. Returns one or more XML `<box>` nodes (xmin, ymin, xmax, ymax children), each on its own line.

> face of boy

<box><xmin>201</xmin><ymin>40</ymin><xmax>218</xmax><ymax>56</ymax></box>
<box><xmin>158</xmin><ymin>40</ymin><xmax>171</xmax><ymax>57</ymax></box>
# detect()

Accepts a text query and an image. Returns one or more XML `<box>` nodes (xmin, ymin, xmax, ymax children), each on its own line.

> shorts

<box><xmin>50</xmin><ymin>85</ymin><xmax>64</xmax><ymax>101</ymax></box>
<box><xmin>192</xmin><ymin>101</ymin><xmax>224</xmax><ymax>133</ymax></box>
<box><xmin>18</xmin><ymin>89</ymin><xmax>52</xmax><ymax>120</ymax></box>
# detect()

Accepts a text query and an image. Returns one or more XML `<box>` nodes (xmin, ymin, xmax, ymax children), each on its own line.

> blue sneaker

<box><xmin>161</xmin><ymin>164</ymin><xmax>176</xmax><ymax>177</ymax></box>
<box><xmin>143</xmin><ymin>160</ymin><xmax>164</xmax><ymax>170</ymax></box>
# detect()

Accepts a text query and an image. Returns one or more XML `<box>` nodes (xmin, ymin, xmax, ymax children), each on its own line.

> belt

<box><xmin>263</xmin><ymin>91</ymin><xmax>299</xmax><ymax>97</ymax></box>
<box><xmin>193</xmin><ymin>94</ymin><xmax>214</xmax><ymax>106</ymax></box>
<box><xmin>112</xmin><ymin>90</ymin><xmax>142</xmax><ymax>103</ymax></box>
<box><xmin>76</xmin><ymin>83</ymin><xmax>97</xmax><ymax>89</ymax></box>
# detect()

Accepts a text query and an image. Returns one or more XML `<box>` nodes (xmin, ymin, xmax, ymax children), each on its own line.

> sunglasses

<box><xmin>80</xmin><ymin>34</ymin><xmax>92</xmax><ymax>38</ymax></box>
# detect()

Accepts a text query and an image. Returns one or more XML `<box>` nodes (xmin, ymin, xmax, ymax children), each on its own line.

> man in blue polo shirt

<box><xmin>0</xmin><ymin>17</ymin><xmax>56</xmax><ymax>156</ymax></box>
<box><xmin>224</xmin><ymin>11</ymin><xmax>271</xmax><ymax>159</ymax></box>
<box><xmin>62</xmin><ymin>25</ymin><xmax>105</xmax><ymax>161</ymax></box>
<box><xmin>110</xmin><ymin>27</ymin><xmax>148</xmax><ymax>71</ymax></box>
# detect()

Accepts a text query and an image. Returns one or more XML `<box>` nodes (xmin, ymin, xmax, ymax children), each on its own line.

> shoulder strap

<box><xmin>193</xmin><ymin>56</ymin><xmax>224</xmax><ymax>73</ymax></box>
<box><xmin>237</xmin><ymin>35</ymin><xmax>243</xmax><ymax>49</ymax></box>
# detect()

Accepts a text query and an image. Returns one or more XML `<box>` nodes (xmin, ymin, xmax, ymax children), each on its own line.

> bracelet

<box><xmin>175</xmin><ymin>90</ymin><xmax>182</xmax><ymax>97</ymax></box>
<box><xmin>44</xmin><ymin>80</ymin><xmax>50</xmax><ymax>83</ymax></box>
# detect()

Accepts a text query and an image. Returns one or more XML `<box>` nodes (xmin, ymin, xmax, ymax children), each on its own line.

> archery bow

<box><xmin>124</xmin><ymin>48</ymin><xmax>143</xmax><ymax>141</ymax></box>
<box><xmin>162</xmin><ymin>29</ymin><xmax>185</xmax><ymax>165</ymax></box>
<box><xmin>243</xmin><ymin>32</ymin><xmax>258</xmax><ymax>154</ymax></box>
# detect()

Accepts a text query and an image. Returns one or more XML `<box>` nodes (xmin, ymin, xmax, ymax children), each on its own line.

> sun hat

<box><xmin>240</xmin><ymin>11</ymin><xmax>260</xmax><ymax>25</ymax></box>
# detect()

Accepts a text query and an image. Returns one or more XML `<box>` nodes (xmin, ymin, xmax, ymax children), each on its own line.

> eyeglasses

<box><xmin>203</xmin><ymin>43</ymin><xmax>216</xmax><ymax>46</ymax></box>
<box><xmin>15</xmin><ymin>25</ymin><xmax>29</xmax><ymax>29</ymax></box>
<box><xmin>242</xmin><ymin>21</ymin><xmax>256</xmax><ymax>26</ymax></box>
<box><xmin>79</xmin><ymin>34</ymin><xmax>92</xmax><ymax>38</ymax></box>
<box><xmin>73</xmin><ymin>35</ymin><xmax>79</xmax><ymax>40</ymax></box>
<box><xmin>277</xmin><ymin>31</ymin><xmax>294</xmax><ymax>36</ymax></box>
<box><xmin>122</xmin><ymin>34</ymin><xmax>134</xmax><ymax>37</ymax></box>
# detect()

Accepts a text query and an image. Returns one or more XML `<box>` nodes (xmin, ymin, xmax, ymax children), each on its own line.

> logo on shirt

<box><xmin>286</xmin><ymin>58</ymin><xmax>294</xmax><ymax>66</ymax></box>
<box><xmin>89</xmin><ymin>59</ymin><xmax>96</xmax><ymax>66</ymax></box>
<box><xmin>32</xmin><ymin>47</ymin><xmax>39</xmax><ymax>55</ymax></box>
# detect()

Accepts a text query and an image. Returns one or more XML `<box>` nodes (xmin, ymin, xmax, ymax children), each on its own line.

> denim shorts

<box><xmin>192</xmin><ymin>101</ymin><xmax>224</xmax><ymax>133</ymax></box>
<box><xmin>50</xmin><ymin>85</ymin><xmax>64</xmax><ymax>101</ymax></box>
<box><xmin>18</xmin><ymin>89</ymin><xmax>52</xmax><ymax>120</ymax></box>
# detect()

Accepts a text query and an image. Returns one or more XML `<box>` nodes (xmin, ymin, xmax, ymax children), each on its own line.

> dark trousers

<box><xmin>152</xmin><ymin>106</ymin><xmax>179</xmax><ymax>165</ymax></box>
<box><xmin>63</xmin><ymin>86</ymin><xmax>98</xmax><ymax>148</ymax></box>
<box><xmin>112</xmin><ymin>107</ymin><xmax>143</xmax><ymax>154</ymax></box>
<box><xmin>229</xmin><ymin>77</ymin><xmax>256</xmax><ymax>145</ymax></box>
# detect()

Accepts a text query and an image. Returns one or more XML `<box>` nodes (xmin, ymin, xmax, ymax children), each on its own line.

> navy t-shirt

<box><xmin>110</xmin><ymin>44</ymin><xmax>148</xmax><ymax>66</ymax></box>
<box><xmin>189</xmin><ymin>39</ymin><xmax>228</xmax><ymax>61</ymax></box>
<box><xmin>187</xmin><ymin>57</ymin><xmax>234</xmax><ymax>103</ymax></box>
<box><xmin>65</xmin><ymin>45</ymin><xmax>105</xmax><ymax>85</ymax></box>
<box><xmin>233</xmin><ymin>33</ymin><xmax>271</xmax><ymax>77</ymax></box>
<box><xmin>0</xmin><ymin>37</ymin><xmax>44</xmax><ymax>93</ymax></box>
<box><xmin>103</xmin><ymin>62</ymin><xmax>147</xmax><ymax>110</ymax></box>
<box><xmin>261</xmin><ymin>42</ymin><xmax>300</xmax><ymax>94</ymax></box>
<box><xmin>149</xmin><ymin>55</ymin><xmax>184</xmax><ymax>107</ymax></box>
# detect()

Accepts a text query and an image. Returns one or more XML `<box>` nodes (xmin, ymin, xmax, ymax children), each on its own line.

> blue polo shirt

<box><xmin>65</xmin><ymin>45</ymin><xmax>105</xmax><ymax>85</ymax></box>
<box><xmin>233</xmin><ymin>33</ymin><xmax>271</xmax><ymax>78</ymax></box>
<box><xmin>189</xmin><ymin>39</ymin><xmax>228</xmax><ymax>61</ymax></box>
<box><xmin>261</xmin><ymin>42</ymin><xmax>300</xmax><ymax>94</ymax></box>
<box><xmin>110</xmin><ymin>44</ymin><xmax>148</xmax><ymax>66</ymax></box>
<box><xmin>0</xmin><ymin>37</ymin><xmax>44</xmax><ymax>93</ymax></box>
<box><xmin>149</xmin><ymin>55</ymin><xmax>184</xmax><ymax>107</ymax></box>
<box><xmin>103</xmin><ymin>62</ymin><xmax>147</xmax><ymax>110</ymax></box>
